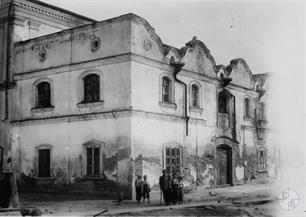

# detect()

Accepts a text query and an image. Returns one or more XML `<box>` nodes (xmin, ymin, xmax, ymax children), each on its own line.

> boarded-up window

<box><xmin>86</xmin><ymin>147</ymin><xmax>100</xmax><ymax>176</ymax></box>
<box><xmin>191</xmin><ymin>84</ymin><xmax>200</xmax><ymax>108</ymax></box>
<box><xmin>84</xmin><ymin>74</ymin><xmax>100</xmax><ymax>103</ymax></box>
<box><xmin>38</xmin><ymin>149</ymin><xmax>50</xmax><ymax>177</ymax></box>
<box><xmin>258</xmin><ymin>150</ymin><xmax>266</xmax><ymax>170</ymax></box>
<box><xmin>37</xmin><ymin>82</ymin><xmax>51</xmax><ymax>108</ymax></box>
<box><xmin>165</xmin><ymin>146</ymin><xmax>181</xmax><ymax>174</ymax></box>
<box><xmin>162</xmin><ymin>77</ymin><xmax>171</xmax><ymax>103</ymax></box>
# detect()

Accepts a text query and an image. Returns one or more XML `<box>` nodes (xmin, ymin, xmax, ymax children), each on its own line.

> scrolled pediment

<box><xmin>179</xmin><ymin>37</ymin><xmax>216</xmax><ymax>77</ymax></box>
<box><xmin>227</xmin><ymin>58</ymin><xmax>255</xmax><ymax>89</ymax></box>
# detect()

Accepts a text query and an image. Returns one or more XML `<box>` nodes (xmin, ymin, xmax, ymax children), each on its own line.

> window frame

<box><xmin>189</xmin><ymin>81</ymin><xmax>202</xmax><ymax>109</ymax></box>
<box><xmin>162</xmin><ymin>76</ymin><xmax>172</xmax><ymax>103</ymax></box>
<box><xmin>258</xmin><ymin>149</ymin><xmax>267</xmax><ymax>171</ymax></box>
<box><xmin>32</xmin><ymin>78</ymin><xmax>54</xmax><ymax>111</ymax></box>
<box><xmin>159</xmin><ymin>74</ymin><xmax>175</xmax><ymax>104</ymax></box>
<box><xmin>78</xmin><ymin>70</ymin><xmax>104</xmax><ymax>106</ymax></box>
<box><xmin>83</xmin><ymin>74</ymin><xmax>100</xmax><ymax>103</ymax></box>
<box><xmin>82</xmin><ymin>139</ymin><xmax>104</xmax><ymax>177</ymax></box>
<box><xmin>243</xmin><ymin>96</ymin><xmax>252</xmax><ymax>119</ymax></box>
<box><xmin>36</xmin><ymin>82</ymin><xmax>51</xmax><ymax>108</ymax></box>
<box><xmin>163</xmin><ymin>144</ymin><xmax>183</xmax><ymax>175</ymax></box>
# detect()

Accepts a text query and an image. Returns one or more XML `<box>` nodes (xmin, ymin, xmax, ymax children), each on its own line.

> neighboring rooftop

<box><xmin>22</xmin><ymin>0</ymin><xmax>97</xmax><ymax>23</ymax></box>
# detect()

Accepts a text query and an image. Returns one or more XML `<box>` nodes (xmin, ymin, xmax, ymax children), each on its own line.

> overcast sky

<box><xmin>41</xmin><ymin>0</ymin><xmax>304</xmax><ymax>76</ymax></box>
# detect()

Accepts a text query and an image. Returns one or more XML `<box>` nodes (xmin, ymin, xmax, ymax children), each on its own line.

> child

<box><xmin>177</xmin><ymin>176</ymin><xmax>184</xmax><ymax>205</ymax></box>
<box><xmin>142</xmin><ymin>175</ymin><xmax>151</xmax><ymax>203</ymax></box>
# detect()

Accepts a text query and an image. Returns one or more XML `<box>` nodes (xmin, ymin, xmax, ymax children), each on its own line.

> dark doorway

<box><xmin>38</xmin><ymin>149</ymin><xmax>51</xmax><ymax>177</ymax></box>
<box><xmin>216</xmin><ymin>145</ymin><xmax>232</xmax><ymax>185</ymax></box>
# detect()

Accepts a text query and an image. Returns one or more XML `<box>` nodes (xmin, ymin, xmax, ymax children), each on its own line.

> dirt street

<box><xmin>3</xmin><ymin>182</ymin><xmax>280</xmax><ymax>216</ymax></box>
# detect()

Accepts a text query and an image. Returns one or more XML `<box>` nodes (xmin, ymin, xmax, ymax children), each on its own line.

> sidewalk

<box><xmin>18</xmin><ymin>182</ymin><xmax>277</xmax><ymax>216</ymax></box>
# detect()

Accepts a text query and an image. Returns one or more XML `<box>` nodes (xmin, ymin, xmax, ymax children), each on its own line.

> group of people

<box><xmin>134</xmin><ymin>175</ymin><xmax>151</xmax><ymax>203</ymax></box>
<box><xmin>159</xmin><ymin>169</ymin><xmax>184</xmax><ymax>205</ymax></box>
<box><xmin>134</xmin><ymin>170</ymin><xmax>184</xmax><ymax>206</ymax></box>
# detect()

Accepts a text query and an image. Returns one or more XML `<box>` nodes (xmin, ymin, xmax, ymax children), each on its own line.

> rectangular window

<box><xmin>258</xmin><ymin>150</ymin><xmax>266</xmax><ymax>170</ymax></box>
<box><xmin>162</xmin><ymin>77</ymin><xmax>171</xmax><ymax>103</ymax></box>
<box><xmin>165</xmin><ymin>146</ymin><xmax>182</xmax><ymax>174</ymax></box>
<box><xmin>87</xmin><ymin>147</ymin><xmax>100</xmax><ymax>176</ymax></box>
<box><xmin>38</xmin><ymin>149</ymin><xmax>51</xmax><ymax>177</ymax></box>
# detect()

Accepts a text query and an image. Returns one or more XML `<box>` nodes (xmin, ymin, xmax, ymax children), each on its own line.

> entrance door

<box><xmin>38</xmin><ymin>149</ymin><xmax>50</xmax><ymax>177</ymax></box>
<box><xmin>216</xmin><ymin>145</ymin><xmax>232</xmax><ymax>185</ymax></box>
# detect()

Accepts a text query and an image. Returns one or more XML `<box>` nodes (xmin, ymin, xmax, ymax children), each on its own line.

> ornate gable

<box><xmin>179</xmin><ymin>37</ymin><xmax>216</xmax><ymax>78</ymax></box>
<box><xmin>227</xmin><ymin>58</ymin><xmax>255</xmax><ymax>89</ymax></box>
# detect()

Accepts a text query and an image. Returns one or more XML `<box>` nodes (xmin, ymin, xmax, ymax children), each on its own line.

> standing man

<box><xmin>159</xmin><ymin>169</ymin><xmax>171</xmax><ymax>205</ymax></box>
<box><xmin>134</xmin><ymin>175</ymin><xmax>143</xmax><ymax>203</ymax></box>
<box><xmin>142</xmin><ymin>175</ymin><xmax>151</xmax><ymax>203</ymax></box>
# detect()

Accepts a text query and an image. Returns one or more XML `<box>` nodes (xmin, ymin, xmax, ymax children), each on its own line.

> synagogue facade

<box><xmin>0</xmin><ymin>0</ymin><xmax>277</xmax><ymax>199</ymax></box>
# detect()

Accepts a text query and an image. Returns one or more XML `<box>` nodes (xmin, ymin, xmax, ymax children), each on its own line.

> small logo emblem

<box><xmin>278</xmin><ymin>188</ymin><xmax>299</xmax><ymax>210</ymax></box>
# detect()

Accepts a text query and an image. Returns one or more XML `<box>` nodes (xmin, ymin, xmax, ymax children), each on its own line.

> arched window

<box><xmin>191</xmin><ymin>84</ymin><xmax>200</xmax><ymax>108</ymax></box>
<box><xmin>162</xmin><ymin>76</ymin><xmax>171</xmax><ymax>103</ymax></box>
<box><xmin>36</xmin><ymin>82</ymin><xmax>51</xmax><ymax>108</ymax></box>
<box><xmin>83</xmin><ymin>74</ymin><xmax>100</xmax><ymax>103</ymax></box>
<box><xmin>244</xmin><ymin>98</ymin><xmax>251</xmax><ymax>118</ymax></box>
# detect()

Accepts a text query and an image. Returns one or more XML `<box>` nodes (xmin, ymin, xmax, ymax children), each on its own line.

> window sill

<box><xmin>159</xmin><ymin>101</ymin><xmax>177</xmax><ymax>110</ymax></box>
<box><xmin>77</xmin><ymin>101</ymin><xmax>104</xmax><ymax>108</ymax></box>
<box><xmin>190</xmin><ymin>107</ymin><xmax>203</xmax><ymax>114</ymax></box>
<box><xmin>31</xmin><ymin>106</ymin><xmax>54</xmax><ymax>113</ymax></box>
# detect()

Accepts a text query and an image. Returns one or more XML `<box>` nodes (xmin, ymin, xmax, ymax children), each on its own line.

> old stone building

<box><xmin>0</xmin><ymin>0</ymin><xmax>277</xmax><ymax>199</ymax></box>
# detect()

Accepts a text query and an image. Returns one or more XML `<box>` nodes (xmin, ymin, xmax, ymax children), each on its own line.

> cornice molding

<box><xmin>13</xmin><ymin>1</ymin><xmax>90</xmax><ymax>26</ymax></box>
